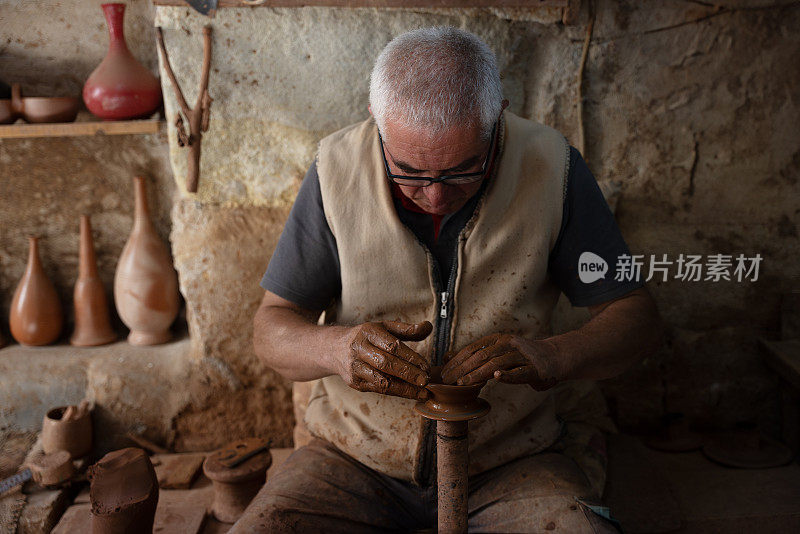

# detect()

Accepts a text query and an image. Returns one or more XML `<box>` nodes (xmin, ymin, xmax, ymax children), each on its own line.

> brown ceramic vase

<box><xmin>114</xmin><ymin>177</ymin><xmax>179</xmax><ymax>345</ymax></box>
<box><xmin>9</xmin><ymin>237</ymin><xmax>63</xmax><ymax>346</ymax></box>
<box><xmin>72</xmin><ymin>215</ymin><xmax>117</xmax><ymax>347</ymax></box>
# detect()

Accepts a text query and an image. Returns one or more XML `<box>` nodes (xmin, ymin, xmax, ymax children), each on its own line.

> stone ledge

<box><xmin>0</xmin><ymin>338</ymin><xmax>193</xmax><ymax>445</ymax></box>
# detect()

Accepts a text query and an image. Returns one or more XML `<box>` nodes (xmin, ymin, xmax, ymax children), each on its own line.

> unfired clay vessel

<box><xmin>41</xmin><ymin>403</ymin><xmax>93</xmax><ymax>459</ymax></box>
<box><xmin>203</xmin><ymin>438</ymin><xmax>272</xmax><ymax>523</ymax></box>
<box><xmin>9</xmin><ymin>237</ymin><xmax>63</xmax><ymax>346</ymax></box>
<box><xmin>30</xmin><ymin>450</ymin><xmax>76</xmax><ymax>487</ymax></box>
<box><xmin>114</xmin><ymin>177</ymin><xmax>179</xmax><ymax>345</ymax></box>
<box><xmin>83</xmin><ymin>3</ymin><xmax>162</xmax><ymax>120</ymax></box>
<box><xmin>89</xmin><ymin>447</ymin><xmax>159</xmax><ymax>534</ymax></box>
<box><xmin>414</xmin><ymin>366</ymin><xmax>490</xmax><ymax>422</ymax></box>
<box><xmin>72</xmin><ymin>215</ymin><xmax>117</xmax><ymax>347</ymax></box>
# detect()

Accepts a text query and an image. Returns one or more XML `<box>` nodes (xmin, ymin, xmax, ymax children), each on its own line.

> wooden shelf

<box><xmin>153</xmin><ymin>0</ymin><xmax>568</xmax><ymax>7</ymax></box>
<box><xmin>0</xmin><ymin>118</ymin><xmax>163</xmax><ymax>139</ymax></box>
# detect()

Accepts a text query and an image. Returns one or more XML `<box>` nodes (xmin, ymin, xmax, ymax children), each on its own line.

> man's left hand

<box><xmin>440</xmin><ymin>333</ymin><xmax>562</xmax><ymax>390</ymax></box>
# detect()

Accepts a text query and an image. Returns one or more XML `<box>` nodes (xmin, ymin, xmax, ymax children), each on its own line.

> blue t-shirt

<box><xmin>261</xmin><ymin>146</ymin><xmax>643</xmax><ymax>311</ymax></box>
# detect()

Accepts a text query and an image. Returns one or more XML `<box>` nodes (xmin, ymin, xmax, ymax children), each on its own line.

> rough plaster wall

<box><xmin>2</xmin><ymin>0</ymin><xmax>798</xmax><ymax>452</ymax></box>
<box><xmin>157</xmin><ymin>0</ymin><xmax>799</xmax><ymax>445</ymax></box>
<box><xmin>169</xmin><ymin>201</ymin><xmax>294</xmax><ymax>449</ymax></box>
<box><xmin>582</xmin><ymin>0</ymin><xmax>799</xmax><ymax>430</ymax></box>
<box><xmin>154</xmin><ymin>5</ymin><xmax>571</xmax><ymax>448</ymax></box>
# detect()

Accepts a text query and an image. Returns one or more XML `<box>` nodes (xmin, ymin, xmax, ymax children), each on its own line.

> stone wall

<box><xmin>1</xmin><ymin>0</ymin><xmax>797</xmax><ymax>451</ymax></box>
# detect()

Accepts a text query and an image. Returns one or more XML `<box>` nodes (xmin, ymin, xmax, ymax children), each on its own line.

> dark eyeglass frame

<box><xmin>379</xmin><ymin>120</ymin><xmax>498</xmax><ymax>187</ymax></box>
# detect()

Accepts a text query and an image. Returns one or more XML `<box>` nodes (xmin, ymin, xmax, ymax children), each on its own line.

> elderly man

<box><xmin>238</xmin><ymin>27</ymin><xmax>662</xmax><ymax>533</ymax></box>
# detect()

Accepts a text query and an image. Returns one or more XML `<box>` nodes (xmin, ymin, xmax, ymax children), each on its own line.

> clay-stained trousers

<box><xmin>229</xmin><ymin>438</ymin><xmax>620</xmax><ymax>533</ymax></box>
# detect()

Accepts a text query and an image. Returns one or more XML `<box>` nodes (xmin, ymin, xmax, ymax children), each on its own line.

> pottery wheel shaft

<box><xmin>203</xmin><ymin>438</ymin><xmax>272</xmax><ymax>524</ymax></box>
<box><xmin>414</xmin><ymin>369</ymin><xmax>491</xmax><ymax>534</ymax></box>
<box><xmin>437</xmin><ymin>420</ymin><xmax>470</xmax><ymax>534</ymax></box>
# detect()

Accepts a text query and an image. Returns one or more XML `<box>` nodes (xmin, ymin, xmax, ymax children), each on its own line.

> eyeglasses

<box><xmin>379</xmin><ymin>121</ymin><xmax>498</xmax><ymax>187</ymax></box>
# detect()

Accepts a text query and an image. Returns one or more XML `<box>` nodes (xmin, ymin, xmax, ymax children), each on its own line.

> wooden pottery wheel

<box><xmin>702</xmin><ymin>424</ymin><xmax>794</xmax><ymax>468</ymax></box>
<box><xmin>414</xmin><ymin>366</ymin><xmax>490</xmax><ymax>422</ymax></box>
<box><xmin>203</xmin><ymin>437</ymin><xmax>272</xmax><ymax>523</ymax></box>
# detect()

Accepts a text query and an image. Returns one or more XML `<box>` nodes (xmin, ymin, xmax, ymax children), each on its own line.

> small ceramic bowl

<box><xmin>22</xmin><ymin>97</ymin><xmax>80</xmax><ymax>123</ymax></box>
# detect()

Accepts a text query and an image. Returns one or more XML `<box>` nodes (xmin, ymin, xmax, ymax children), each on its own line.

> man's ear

<box><xmin>501</xmin><ymin>99</ymin><xmax>509</xmax><ymax>111</ymax></box>
<box><xmin>368</xmin><ymin>104</ymin><xmax>373</xmax><ymax>116</ymax></box>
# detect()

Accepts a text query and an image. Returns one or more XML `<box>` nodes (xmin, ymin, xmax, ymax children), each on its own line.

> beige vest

<box><xmin>306</xmin><ymin>111</ymin><xmax>574</xmax><ymax>483</ymax></box>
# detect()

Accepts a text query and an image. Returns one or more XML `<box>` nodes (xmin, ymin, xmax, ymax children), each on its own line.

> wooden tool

<box><xmin>0</xmin><ymin>450</ymin><xmax>77</xmax><ymax>495</ymax></box>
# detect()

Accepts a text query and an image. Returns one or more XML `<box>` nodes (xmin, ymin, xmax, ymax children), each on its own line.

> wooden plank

<box><xmin>153</xmin><ymin>0</ymin><xmax>568</xmax><ymax>8</ymax></box>
<box><xmin>0</xmin><ymin>119</ymin><xmax>163</xmax><ymax>139</ymax></box>
<box><xmin>152</xmin><ymin>453</ymin><xmax>206</xmax><ymax>490</ymax></box>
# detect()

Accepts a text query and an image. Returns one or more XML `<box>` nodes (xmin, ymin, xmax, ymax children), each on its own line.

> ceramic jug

<box><xmin>9</xmin><ymin>237</ymin><xmax>63</xmax><ymax>346</ymax></box>
<box><xmin>83</xmin><ymin>3</ymin><xmax>162</xmax><ymax>120</ymax></box>
<box><xmin>114</xmin><ymin>176</ymin><xmax>179</xmax><ymax>345</ymax></box>
<box><xmin>71</xmin><ymin>215</ymin><xmax>117</xmax><ymax>347</ymax></box>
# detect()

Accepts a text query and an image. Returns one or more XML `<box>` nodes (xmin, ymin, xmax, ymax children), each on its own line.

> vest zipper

<box><xmin>417</xmin><ymin>243</ymin><xmax>461</xmax><ymax>486</ymax></box>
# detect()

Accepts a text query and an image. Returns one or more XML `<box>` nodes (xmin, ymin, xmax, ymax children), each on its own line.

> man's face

<box><xmin>381</xmin><ymin>119</ymin><xmax>491</xmax><ymax>215</ymax></box>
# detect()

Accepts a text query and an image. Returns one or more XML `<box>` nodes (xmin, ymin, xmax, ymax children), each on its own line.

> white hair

<box><xmin>369</xmin><ymin>26</ymin><xmax>503</xmax><ymax>141</ymax></box>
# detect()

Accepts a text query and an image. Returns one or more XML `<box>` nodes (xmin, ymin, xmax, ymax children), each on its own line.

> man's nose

<box><xmin>424</xmin><ymin>182</ymin><xmax>447</xmax><ymax>204</ymax></box>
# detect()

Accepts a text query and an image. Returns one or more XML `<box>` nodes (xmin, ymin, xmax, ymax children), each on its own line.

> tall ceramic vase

<box><xmin>9</xmin><ymin>237</ymin><xmax>63</xmax><ymax>346</ymax></box>
<box><xmin>114</xmin><ymin>177</ymin><xmax>179</xmax><ymax>345</ymax></box>
<box><xmin>83</xmin><ymin>3</ymin><xmax>162</xmax><ymax>120</ymax></box>
<box><xmin>71</xmin><ymin>215</ymin><xmax>117</xmax><ymax>347</ymax></box>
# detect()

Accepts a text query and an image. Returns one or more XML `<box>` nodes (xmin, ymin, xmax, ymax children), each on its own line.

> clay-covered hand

<box><xmin>339</xmin><ymin>320</ymin><xmax>433</xmax><ymax>400</ymax></box>
<box><xmin>440</xmin><ymin>333</ymin><xmax>561</xmax><ymax>390</ymax></box>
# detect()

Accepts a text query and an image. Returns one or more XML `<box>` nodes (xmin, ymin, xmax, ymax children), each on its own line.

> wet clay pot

<box><xmin>83</xmin><ymin>3</ymin><xmax>161</xmax><ymax>120</ymax></box>
<box><xmin>72</xmin><ymin>215</ymin><xmax>117</xmax><ymax>347</ymax></box>
<box><xmin>9</xmin><ymin>237</ymin><xmax>63</xmax><ymax>346</ymax></box>
<box><xmin>414</xmin><ymin>366</ymin><xmax>490</xmax><ymax>422</ymax></box>
<box><xmin>114</xmin><ymin>177</ymin><xmax>179</xmax><ymax>345</ymax></box>
<box><xmin>89</xmin><ymin>447</ymin><xmax>159</xmax><ymax>534</ymax></box>
<box><xmin>203</xmin><ymin>438</ymin><xmax>272</xmax><ymax>523</ymax></box>
<box><xmin>41</xmin><ymin>404</ymin><xmax>93</xmax><ymax>459</ymax></box>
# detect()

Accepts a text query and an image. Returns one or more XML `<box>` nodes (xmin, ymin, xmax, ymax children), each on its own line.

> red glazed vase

<box><xmin>9</xmin><ymin>237</ymin><xmax>63</xmax><ymax>346</ymax></box>
<box><xmin>83</xmin><ymin>3</ymin><xmax>162</xmax><ymax>120</ymax></box>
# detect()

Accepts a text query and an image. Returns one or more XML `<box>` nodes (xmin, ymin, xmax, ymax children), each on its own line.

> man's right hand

<box><xmin>337</xmin><ymin>320</ymin><xmax>433</xmax><ymax>400</ymax></box>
